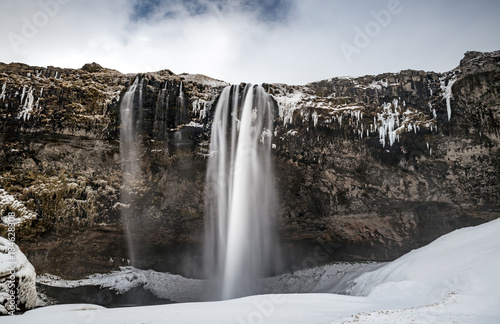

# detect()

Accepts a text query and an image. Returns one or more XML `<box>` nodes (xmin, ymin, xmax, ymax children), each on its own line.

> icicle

<box><xmin>312</xmin><ymin>111</ymin><xmax>318</xmax><ymax>127</ymax></box>
<box><xmin>18</xmin><ymin>87</ymin><xmax>35</xmax><ymax>121</ymax></box>
<box><xmin>20</xmin><ymin>86</ymin><xmax>26</xmax><ymax>103</ymax></box>
<box><xmin>440</xmin><ymin>77</ymin><xmax>457</xmax><ymax>121</ymax></box>
<box><xmin>0</xmin><ymin>82</ymin><xmax>6</xmax><ymax>101</ymax></box>
<box><xmin>179</xmin><ymin>81</ymin><xmax>185</xmax><ymax>107</ymax></box>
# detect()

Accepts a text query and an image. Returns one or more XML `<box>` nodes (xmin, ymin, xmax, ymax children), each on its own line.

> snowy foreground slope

<box><xmin>5</xmin><ymin>219</ymin><xmax>500</xmax><ymax>323</ymax></box>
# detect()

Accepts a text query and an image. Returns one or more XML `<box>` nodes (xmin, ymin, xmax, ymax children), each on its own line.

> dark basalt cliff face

<box><xmin>0</xmin><ymin>51</ymin><xmax>499</xmax><ymax>279</ymax></box>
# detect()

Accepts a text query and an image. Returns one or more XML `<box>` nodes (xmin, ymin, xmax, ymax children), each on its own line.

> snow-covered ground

<box><xmin>5</xmin><ymin>218</ymin><xmax>500</xmax><ymax>323</ymax></box>
<box><xmin>36</xmin><ymin>261</ymin><xmax>383</xmax><ymax>298</ymax></box>
<box><xmin>263</xmin><ymin>262</ymin><xmax>385</xmax><ymax>295</ymax></box>
<box><xmin>37</xmin><ymin>267</ymin><xmax>206</xmax><ymax>303</ymax></box>
<box><xmin>35</xmin><ymin>261</ymin><xmax>383</xmax><ymax>305</ymax></box>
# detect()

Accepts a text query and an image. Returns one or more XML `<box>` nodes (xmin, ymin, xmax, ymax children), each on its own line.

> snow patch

<box><xmin>179</xmin><ymin>74</ymin><xmax>229</xmax><ymax>87</ymax></box>
<box><xmin>186</xmin><ymin>121</ymin><xmax>204</xmax><ymax>128</ymax></box>
<box><xmin>366</xmin><ymin>79</ymin><xmax>388</xmax><ymax>91</ymax></box>
<box><xmin>272</xmin><ymin>90</ymin><xmax>304</xmax><ymax>126</ymax></box>
<box><xmin>0</xmin><ymin>189</ymin><xmax>37</xmax><ymax>225</ymax></box>
<box><xmin>37</xmin><ymin>267</ymin><xmax>204</xmax><ymax>303</ymax></box>
<box><xmin>263</xmin><ymin>262</ymin><xmax>384</xmax><ymax>295</ymax></box>
<box><xmin>112</xmin><ymin>202</ymin><xmax>130</xmax><ymax>209</ymax></box>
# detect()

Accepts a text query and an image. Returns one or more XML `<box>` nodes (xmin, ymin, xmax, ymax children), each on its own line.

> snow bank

<box><xmin>37</xmin><ymin>262</ymin><xmax>383</xmax><ymax>303</ymax></box>
<box><xmin>340</xmin><ymin>218</ymin><xmax>500</xmax><ymax>322</ymax></box>
<box><xmin>262</xmin><ymin>262</ymin><xmax>384</xmax><ymax>294</ymax></box>
<box><xmin>0</xmin><ymin>237</ymin><xmax>37</xmax><ymax>315</ymax></box>
<box><xmin>37</xmin><ymin>267</ymin><xmax>205</xmax><ymax>303</ymax></box>
<box><xmin>349</xmin><ymin>218</ymin><xmax>500</xmax><ymax>297</ymax></box>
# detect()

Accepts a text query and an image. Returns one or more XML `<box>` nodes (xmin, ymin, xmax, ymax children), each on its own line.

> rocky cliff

<box><xmin>0</xmin><ymin>51</ymin><xmax>499</xmax><ymax>279</ymax></box>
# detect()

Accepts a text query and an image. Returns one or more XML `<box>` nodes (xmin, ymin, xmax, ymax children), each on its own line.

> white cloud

<box><xmin>0</xmin><ymin>0</ymin><xmax>499</xmax><ymax>85</ymax></box>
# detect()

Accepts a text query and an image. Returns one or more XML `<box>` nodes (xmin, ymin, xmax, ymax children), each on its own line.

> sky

<box><xmin>0</xmin><ymin>0</ymin><xmax>499</xmax><ymax>85</ymax></box>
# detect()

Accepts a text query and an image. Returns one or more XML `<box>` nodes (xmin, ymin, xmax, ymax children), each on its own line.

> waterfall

<box><xmin>179</xmin><ymin>81</ymin><xmax>185</xmax><ymax>107</ymax></box>
<box><xmin>177</xmin><ymin>81</ymin><xmax>188</xmax><ymax>125</ymax></box>
<box><xmin>153</xmin><ymin>81</ymin><xmax>169</xmax><ymax>139</ymax></box>
<box><xmin>120</xmin><ymin>76</ymin><xmax>144</xmax><ymax>265</ymax></box>
<box><xmin>204</xmin><ymin>84</ymin><xmax>279</xmax><ymax>300</ymax></box>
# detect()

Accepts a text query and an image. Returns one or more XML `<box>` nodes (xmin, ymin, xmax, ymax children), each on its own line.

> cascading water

<box><xmin>204</xmin><ymin>84</ymin><xmax>280</xmax><ymax>300</ymax></box>
<box><xmin>153</xmin><ymin>81</ymin><xmax>169</xmax><ymax>139</ymax></box>
<box><xmin>120</xmin><ymin>76</ymin><xmax>144</xmax><ymax>265</ymax></box>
